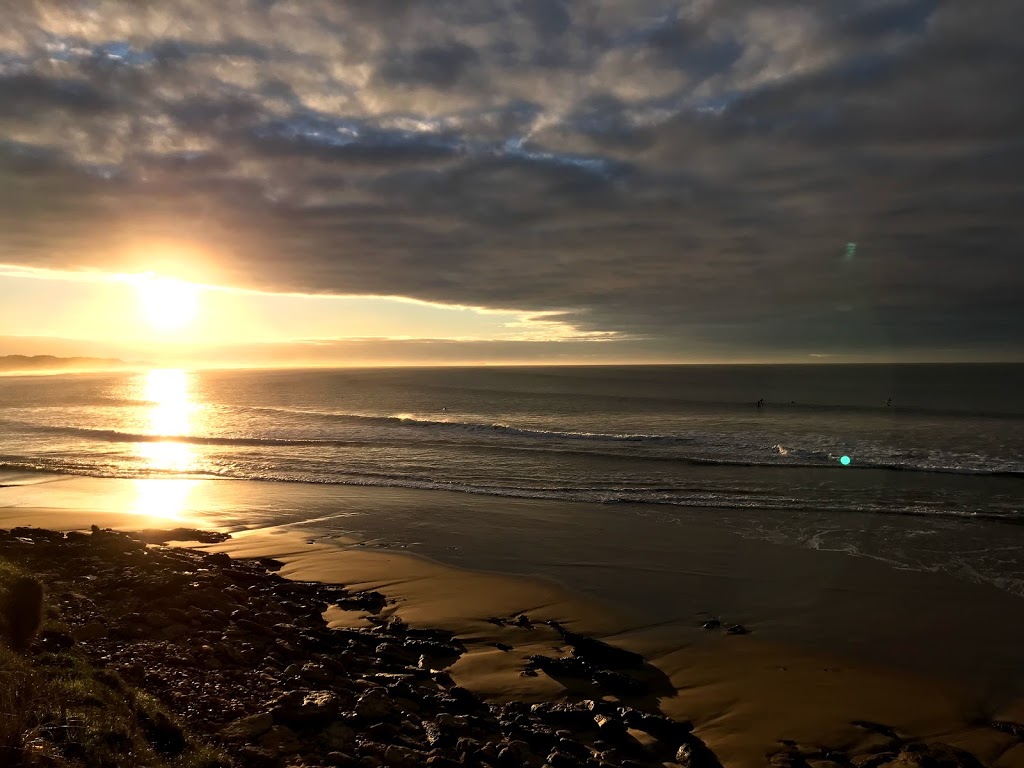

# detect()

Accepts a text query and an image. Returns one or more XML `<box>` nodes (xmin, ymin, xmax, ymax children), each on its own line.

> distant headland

<box><xmin>0</xmin><ymin>355</ymin><xmax>136</xmax><ymax>373</ymax></box>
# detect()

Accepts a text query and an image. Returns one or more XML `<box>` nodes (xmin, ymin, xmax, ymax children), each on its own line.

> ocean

<box><xmin>1</xmin><ymin>364</ymin><xmax>1023</xmax><ymax>596</ymax></box>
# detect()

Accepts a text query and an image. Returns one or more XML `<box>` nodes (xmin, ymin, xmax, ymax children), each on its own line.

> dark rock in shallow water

<box><xmin>886</xmin><ymin>742</ymin><xmax>987</xmax><ymax>768</ymax></box>
<box><xmin>676</xmin><ymin>736</ymin><xmax>724</xmax><ymax>768</ymax></box>
<box><xmin>769</xmin><ymin>750</ymin><xmax>811</xmax><ymax>768</ymax></box>
<box><xmin>402</xmin><ymin>638</ymin><xmax>463</xmax><ymax>660</ymax></box>
<box><xmin>702</xmin><ymin>619</ymin><xmax>721</xmax><ymax>630</ymax></box>
<box><xmin>725</xmin><ymin>624</ymin><xmax>749</xmax><ymax>635</ymax></box>
<box><xmin>526</xmin><ymin>654</ymin><xmax>594</xmax><ymax>679</ymax></box>
<box><xmin>988</xmin><ymin>719</ymin><xmax>1024</xmax><ymax>739</ymax></box>
<box><xmin>547</xmin><ymin>621</ymin><xmax>644</xmax><ymax>669</ymax></box>
<box><xmin>620</xmin><ymin>708</ymin><xmax>693</xmax><ymax>742</ymax></box>
<box><xmin>592</xmin><ymin>668</ymin><xmax>646</xmax><ymax>695</ymax></box>
<box><xmin>333</xmin><ymin>592</ymin><xmax>387</xmax><ymax>612</ymax></box>
<box><xmin>128</xmin><ymin>528</ymin><xmax>231</xmax><ymax>544</ymax></box>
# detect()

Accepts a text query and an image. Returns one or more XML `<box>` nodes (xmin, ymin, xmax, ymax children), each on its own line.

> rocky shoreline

<box><xmin>0</xmin><ymin>525</ymin><xmax>1007</xmax><ymax>768</ymax></box>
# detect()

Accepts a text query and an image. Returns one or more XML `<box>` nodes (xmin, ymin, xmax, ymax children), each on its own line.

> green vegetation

<box><xmin>0</xmin><ymin>559</ymin><xmax>227</xmax><ymax>768</ymax></box>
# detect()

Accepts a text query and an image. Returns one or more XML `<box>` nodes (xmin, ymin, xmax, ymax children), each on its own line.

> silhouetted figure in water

<box><xmin>756</xmin><ymin>398</ymin><xmax>764</xmax><ymax>408</ymax></box>
<box><xmin>886</xmin><ymin>398</ymin><xmax>892</xmax><ymax>407</ymax></box>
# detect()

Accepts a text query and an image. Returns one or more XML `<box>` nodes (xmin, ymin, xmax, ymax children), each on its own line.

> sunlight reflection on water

<box><xmin>130</xmin><ymin>477</ymin><xmax>200</xmax><ymax>522</ymax></box>
<box><xmin>136</xmin><ymin>368</ymin><xmax>197</xmax><ymax>474</ymax></box>
<box><xmin>127</xmin><ymin>369</ymin><xmax>204</xmax><ymax>519</ymax></box>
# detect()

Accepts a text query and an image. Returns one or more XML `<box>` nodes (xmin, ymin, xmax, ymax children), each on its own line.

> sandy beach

<box><xmin>3</xmin><ymin>474</ymin><xmax>1023</xmax><ymax>767</ymax></box>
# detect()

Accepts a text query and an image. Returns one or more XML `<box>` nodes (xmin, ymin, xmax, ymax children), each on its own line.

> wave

<box><xmin>242</xmin><ymin>407</ymin><xmax>696</xmax><ymax>444</ymax></box>
<box><xmin>237</xmin><ymin>399</ymin><xmax>1024</xmax><ymax>422</ymax></box>
<box><xmin>6</xmin><ymin>421</ymin><xmax>1023</xmax><ymax>479</ymax></box>
<box><xmin>12</xmin><ymin>424</ymin><xmax>374</xmax><ymax>448</ymax></box>
<box><xmin>3</xmin><ymin>413</ymin><xmax>691</xmax><ymax>445</ymax></box>
<box><xmin>2</xmin><ymin>458</ymin><xmax>1021</xmax><ymax>526</ymax></box>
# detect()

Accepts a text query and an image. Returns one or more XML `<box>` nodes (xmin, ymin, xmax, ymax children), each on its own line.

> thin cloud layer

<box><xmin>0</xmin><ymin>0</ymin><xmax>1022</xmax><ymax>356</ymax></box>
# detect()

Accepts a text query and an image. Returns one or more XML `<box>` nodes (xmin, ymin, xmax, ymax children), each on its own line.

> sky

<box><xmin>0</xmin><ymin>0</ymin><xmax>1022</xmax><ymax>366</ymax></box>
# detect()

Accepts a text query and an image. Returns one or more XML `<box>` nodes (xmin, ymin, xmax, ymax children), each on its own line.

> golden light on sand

<box><xmin>135</xmin><ymin>274</ymin><xmax>200</xmax><ymax>332</ymax></box>
<box><xmin>130</xmin><ymin>478</ymin><xmax>200</xmax><ymax>521</ymax></box>
<box><xmin>137</xmin><ymin>368</ymin><xmax>196</xmax><ymax>474</ymax></box>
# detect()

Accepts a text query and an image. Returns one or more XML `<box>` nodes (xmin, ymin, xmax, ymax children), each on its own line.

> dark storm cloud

<box><xmin>0</xmin><ymin>73</ymin><xmax>113</xmax><ymax>114</ymax></box>
<box><xmin>0</xmin><ymin>0</ymin><xmax>1022</xmax><ymax>356</ymax></box>
<box><xmin>377</xmin><ymin>42</ymin><xmax>481</xmax><ymax>88</ymax></box>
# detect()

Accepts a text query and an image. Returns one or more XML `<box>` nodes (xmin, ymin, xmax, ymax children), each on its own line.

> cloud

<box><xmin>0</xmin><ymin>0</ymin><xmax>1021</xmax><ymax>357</ymax></box>
<box><xmin>377</xmin><ymin>42</ymin><xmax>481</xmax><ymax>89</ymax></box>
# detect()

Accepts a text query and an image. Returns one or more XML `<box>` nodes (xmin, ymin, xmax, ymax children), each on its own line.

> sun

<box><xmin>135</xmin><ymin>275</ymin><xmax>200</xmax><ymax>332</ymax></box>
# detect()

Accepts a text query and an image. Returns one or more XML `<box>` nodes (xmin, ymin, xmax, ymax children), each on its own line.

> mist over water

<box><xmin>1</xmin><ymin>364</ymin><xmax>1022</xmax><ymax>595</ymax></box>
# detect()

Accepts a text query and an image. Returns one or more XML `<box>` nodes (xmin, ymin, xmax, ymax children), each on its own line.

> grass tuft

<box><xmin>0</xmin><ymin>556</ymin><xmax>228</xmax><ymax>767</ymax></box>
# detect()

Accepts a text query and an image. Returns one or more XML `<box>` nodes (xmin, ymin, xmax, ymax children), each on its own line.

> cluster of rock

<box><xmin>0</xmin><ymin>526</ymin><xmax>721</xmax><ymax>768</ymax></box>
<box><xmin>3</xmin><ymin>526</ymin><xmax>1006</xmax><ymax>768</ymax></box>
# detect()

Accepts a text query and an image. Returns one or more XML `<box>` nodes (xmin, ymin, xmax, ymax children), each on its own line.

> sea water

<box><xmin>1</xmin><ymin>364</ymin><xmax>1022</xmax><ymax>595</ymax></box>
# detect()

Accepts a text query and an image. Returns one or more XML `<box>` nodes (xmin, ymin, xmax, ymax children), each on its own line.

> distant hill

<box><xmin>0</xmin><ymin>355</ymin><xmax>134</xmax><ymax>373</ymax></box>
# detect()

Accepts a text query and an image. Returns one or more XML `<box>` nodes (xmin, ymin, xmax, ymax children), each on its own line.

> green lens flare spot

<box><xmin>839</xmin><ymin>455</ymin><xmax>851</xmax><ymax>466</ymax></box>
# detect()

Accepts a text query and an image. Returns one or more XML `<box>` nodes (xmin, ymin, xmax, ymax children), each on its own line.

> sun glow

<box><xmin>135</xmin><ymin>274</ymin><xmax>200</xmax><ymax>332</ymax></box>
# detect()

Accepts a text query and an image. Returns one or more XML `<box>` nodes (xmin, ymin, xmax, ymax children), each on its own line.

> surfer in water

<box><xmin>756</xmin><ymin>398</ymin><xmax>765</xmax><ymax>408</ymax></box>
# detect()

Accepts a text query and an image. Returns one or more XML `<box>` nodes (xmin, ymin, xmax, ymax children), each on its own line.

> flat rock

<box><xmin>356</xmin><ymin>688</ymin><xmax>396</xmax><ymax>719</ymax></box>
<box><xmin>220</xmin><ymin>713</ymin><xmax>274</xmax><ymax>741</ymax></box>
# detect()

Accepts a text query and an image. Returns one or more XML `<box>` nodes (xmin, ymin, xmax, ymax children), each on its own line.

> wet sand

<box><xmin>3</xmin><ymin>475</ymin><xmax>1023</xmax><ymax>767</ymax></box>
